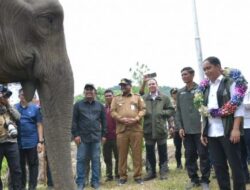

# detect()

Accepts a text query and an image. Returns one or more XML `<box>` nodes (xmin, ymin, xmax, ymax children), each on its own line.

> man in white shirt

<box><xmin>241</xmin><ymin>91</ymin><xmax>250</xmax><ymax>184</ymax></box>
<box><xmin>201</xmin><ymin>56</ymin><xmax>246</xmax><ymax>190</ymax></box>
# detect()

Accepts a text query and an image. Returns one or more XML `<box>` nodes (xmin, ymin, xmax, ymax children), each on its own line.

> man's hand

<box><xmin>0</xmin><ymin>97</ymin><xmax>9</xmax><ymax>106</ymax></box>
<box><xmin>200</xmin><ymin>135</ymin><xmax>208</xmax><ymax>146</ymax></box>
<box><xmin>37</xmin><ymin>143</ymin><xmax>44</xmax><ymax>153</ymax></box>
<box><xmin>102</xmin><ymin>137</ymin><xmax>107</xmax><ymax>144</ymax></box>
<box><xmin>169</xmin><ymin>128</ymin><xmax>174</xmax><ymax>138</ymax></box>
<box><xmin>120</xmin><ymin>117</ymin><xmax>129</xmax><ymax>124</ymax></box>
<box><xmin>126</xmin><ymin>118</ymin><xmax>137</xmax><ymax>125</ymax></box>
<box><xmin>120</xmin><ymin>117</ymin><xmax>137</xmax><ymax>125</ymax></box>
<box><xmin>74</xmin><ymin>136</ymin><xmax>81</xmax><ymax>145</ymax></box>
<box><xmin>179</xmin><ymin>128</ymin><xmax>185</xmax><ymax>139</ymax></box>
<box><xmin>230</xmin><ymin>128</ymin><xmax>241</xmax><ymax>144</ymax></box>
<box><xmin>143</xmin><ymin>75</ymin><xmax>150</xmax><ymax>83</ymax></box>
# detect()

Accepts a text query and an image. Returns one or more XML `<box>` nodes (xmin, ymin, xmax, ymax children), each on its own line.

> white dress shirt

<box><xmin>244</xmin><ymin>91</ymin><xmax>250</xmax><ymax>129</ymax></box>
<box><xmin>208</xmin><ymin>75</ymin><xmax>244</xmax><ymax>137</ymax></box>
<box><xmin>150</xmin><ymin>91</ymin><xmax>159</xmax><ymax>100</ymax></box>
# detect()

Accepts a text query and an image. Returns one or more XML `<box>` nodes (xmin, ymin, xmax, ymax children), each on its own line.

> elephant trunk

<box><xmin>37</xmin><ymin>59</ymin><xmax>75</xmax><ymax>190</ymax></box>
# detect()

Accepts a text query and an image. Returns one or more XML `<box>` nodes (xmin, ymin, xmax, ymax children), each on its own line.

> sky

<box><xmin>58</xmin><ymin>0</ymin><xmax>250</xmax><ymax>95</ymax></box>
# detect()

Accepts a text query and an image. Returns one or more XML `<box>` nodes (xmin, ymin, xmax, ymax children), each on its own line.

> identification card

<box><xmin>131</xmin><ymin>104</ymin><xmax>135</xmax><ymax>110</ymax></box>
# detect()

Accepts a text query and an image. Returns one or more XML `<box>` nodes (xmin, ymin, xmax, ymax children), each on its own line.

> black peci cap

<box><xmin>119</xmin><ymin>78</ymin><xmax>132</xmax><ymax>86</ymax></box>
<box><xmin>84</xmin><ymin>83</ymin><xmax>96</xmax><ymax>90</ymax></box>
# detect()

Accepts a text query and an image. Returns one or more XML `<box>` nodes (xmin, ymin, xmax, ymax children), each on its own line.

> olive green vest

<box><xmin>202</xmin><ymin>77</ymin><xmax>243</xmax><ymax>137</ymax></box>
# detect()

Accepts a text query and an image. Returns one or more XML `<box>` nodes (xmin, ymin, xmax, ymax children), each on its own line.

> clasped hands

<box><xmin>120</xmin><ymin>117</ymin><xmax>137</xmax><ymax>125</ymax></box>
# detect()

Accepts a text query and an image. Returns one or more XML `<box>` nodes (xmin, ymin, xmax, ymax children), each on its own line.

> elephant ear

<box><xmin>21</xmin><ymin>81</ymin><xmax>37</xmax><ymax>102</ymax></box>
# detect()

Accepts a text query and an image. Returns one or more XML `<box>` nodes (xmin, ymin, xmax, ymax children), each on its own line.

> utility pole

<box><xmin>192</xmin><ymin>0</ymin><xmax>204</xmax><ymax>80</ymax></box>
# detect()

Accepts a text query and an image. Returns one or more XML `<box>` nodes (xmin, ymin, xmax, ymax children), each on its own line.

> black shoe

<box><xmin>185</xmin><ymin>181</ymin><xmax>200</xmax><ymax>190</ymax></box>
<box><xmin>160</xmin><ymin>173</ymin><xmax>168</xmax><ymax>180</ymax></box>
<box><xmin>115</xmin><ymin>175</ymin><xmax>120</xmax><ymax>180</ymax></box>
<box><xmin>246</xmin><ymin>178</ymin><xmax>250</xmax><ymax>184</ymax></box>
<box><xmin>91</xmin><ymin>183</ymin><xmax>99</xmax><ymax>190</ymax></box>
<box><xmin>159</xmin><ymin>161</ymin><xmax>168</xmax><ymax>180</ymax></box>
<box><xmin>118</xmin><ymin>179</ymin><xmax>127</xmax><ymax>185</ymax></box>
<box><xmin>159</xmin><ymin>169</ymin><xmax>168</xmax><ymax>180</ymax></box>
<box><xmin>105</xmin><ymin>177</ymin><xmax>113</xmax><ymax>182</ymax></box>
<box><xmin>143</xmin><ymin>173</ymin><xmax>156</xmax><ymax>181</ymax></box>
<box><xmin>134</xmin><ymin>178</ymin><xmax>144</xmax><ymax>185</ymax></box>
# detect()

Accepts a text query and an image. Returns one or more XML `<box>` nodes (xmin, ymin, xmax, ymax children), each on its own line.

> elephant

<box><xmin>0</xmin><ymin>0</ymin><xmax>75</xmax><ymax>189</ymax></box>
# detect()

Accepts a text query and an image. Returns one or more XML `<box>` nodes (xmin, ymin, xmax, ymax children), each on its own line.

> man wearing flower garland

<box><xmin>176</xmin><ymin>67</ymin><xmax>210</xmax><ymax>190</ymax></box>
<box><xmin>200</xmin><ymin>56</ymin><xmax>247</xmax><ymax>190</ymax></box>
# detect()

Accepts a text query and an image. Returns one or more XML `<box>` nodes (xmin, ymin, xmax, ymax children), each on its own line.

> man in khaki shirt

<box><xmin>111</xmin><ymin>78</ymin><xmax>146</xmax><ymax>185</ymax></box>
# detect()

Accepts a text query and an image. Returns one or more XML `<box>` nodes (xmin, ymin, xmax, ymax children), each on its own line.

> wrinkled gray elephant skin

<box><xmin>0</xmin><ymin>0</ymin><xmax>75</xmax><ymax>189</ymax></box>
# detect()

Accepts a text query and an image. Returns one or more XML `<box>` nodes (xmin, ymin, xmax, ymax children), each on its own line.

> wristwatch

<box><xmin>39</xmin><ymin>140</ymin><xmax>44</xmax><ymax>144</ymax></box>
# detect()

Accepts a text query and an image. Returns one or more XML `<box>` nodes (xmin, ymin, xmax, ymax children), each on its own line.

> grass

<box><xmin>3</xmin><ymin>139</ymin><xmax>250</xmax><ymax>190</ymax></box>
<box><xmin>79</xmin><ymin>164</ymin><xmax>219</xmax><ymax>190</ymax></box>
<box><xmin>35</xmin><ymin>166</ymin><xmax>216</xmax><ymax>190</ymax></box>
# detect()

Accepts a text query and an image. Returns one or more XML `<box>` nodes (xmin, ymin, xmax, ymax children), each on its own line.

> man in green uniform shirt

<box><xmin>176</xmin><ymin>67</ymin><xmax>210</xmax><ymax>190</ymax></box>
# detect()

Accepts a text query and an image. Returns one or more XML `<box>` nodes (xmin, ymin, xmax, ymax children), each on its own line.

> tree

<box><xmin>95</xmin><ymin>87</ymin><xmax>105</xmax><ymax>103</ymax></box>
<box><xmin>129</xmin><ymin>62</ymin><xmax>150</xmax><ymax>86</ymax></box>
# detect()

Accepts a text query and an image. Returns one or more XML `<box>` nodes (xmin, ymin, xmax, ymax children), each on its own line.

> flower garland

<box><xmin>194</xmin><ymin>67</ymin><xmax>248</xmax><ymax>118</ymax></box>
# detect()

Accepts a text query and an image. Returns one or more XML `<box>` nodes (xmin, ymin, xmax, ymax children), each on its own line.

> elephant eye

<box><xmin>47</xmin><ymin>15</ymin><xmax>54</xmax><ymax>24</ymax></box>
<box><xmin>36</xmin><ymin>14</ymin><xmax>61</xmax><ymax>36</ymax></box>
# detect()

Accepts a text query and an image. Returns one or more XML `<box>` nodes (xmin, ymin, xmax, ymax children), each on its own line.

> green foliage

<box><xmin>131</xmin><ymin>86</ymin><xmax>140</xmax><ymax>94</ymax></box>
<box><xmin>74</xmin><ymin>94</ymin><xmax>84</xmax><ymax>103</ymax></box>
<box><xmin>95</xmin><ymin>87</ymin><xmax>105</xmax><ymax>103</ymax></box>
<box><xmin>1</xmin><ymin>158</ymin><xmax>8</xmax><ymax>188</ymax></box>
<box><xmin>74</xmin><ymin>85</ymin><xmax>173</xmax><ymax>103</ymax></box>
<box><xmin>129</xmin><ymin>62</ymin><xmax>150</xmax><ymax>86</ymax></box>
<box><xmin>1</xmin><ymin>158</ymin><xmax>8</xmax><ymax>176</ymax></box>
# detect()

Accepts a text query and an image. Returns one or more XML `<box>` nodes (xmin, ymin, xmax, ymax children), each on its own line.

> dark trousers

<box><xmin>102</xmin><ymin>139</ymin><xmax>119</xmax><ymax>179</ymax></box>
<box><xmin>183</xmin><ymin>134</ymin><xmax>210</xmax><ymax>183</ymax></box>
<box><xmin>208</xmin><ymin>136</ymin><xmax>246</xmax><ymax>190</ymax></box>
<box><xmin>0</xmin><ymin>143</ymin><xmax>22</xmax><ymax>190</ymax></box>
<box><xmin>241</xmin><ymin>131</ymin><xmax>250</xmax><ymax>182</ymax></box>
<box><xmin>19</xmin><ymin>147</ymin><xmax>39</xmax><ymax>190</ymax></box>
<box><xmin>173</xmin><ymin>131</ymin><xmax>182</xmax><ymax>166</ymax></box>
<box><xmin>145</xmin><ymin>138</ymin><xmax>168</xmax><ymax>173</ymax></box>
<box><xmin>46</xmin><ymin>156</ymin><xmax>53</xmax><ymax>187</ymax></box>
